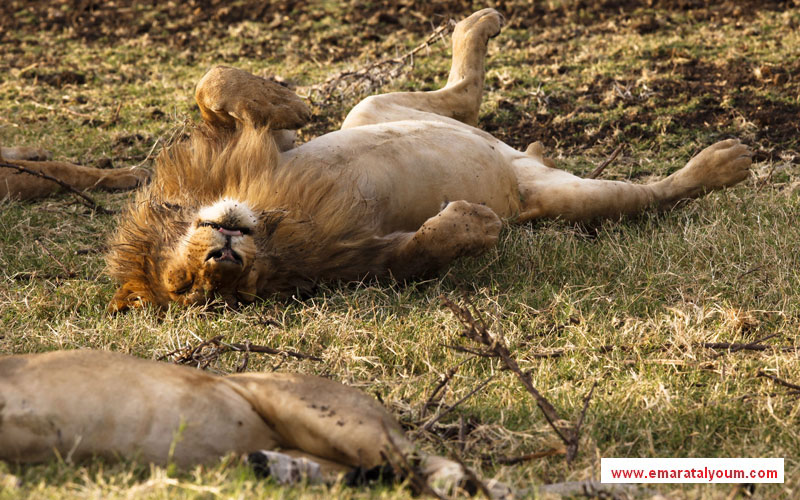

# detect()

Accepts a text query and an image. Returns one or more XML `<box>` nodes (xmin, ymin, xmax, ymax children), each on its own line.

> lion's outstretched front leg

<box><xmin>387</xmin><ymin>200</ymin><xmax>502</xmax><ymax>278</ymax></box>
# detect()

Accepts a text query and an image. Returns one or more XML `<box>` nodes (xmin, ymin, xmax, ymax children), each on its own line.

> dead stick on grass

<box><xmin>755</xmin><ymin>161</ymin><xmax>776</xmax><ymax>193</ymax></box>
<box><xmin>34</xmin><ymin>239</ymin><xmax>76</xmax><ymax>278</ymax></box>
<box><xmin>0</xmin><ymin>161</ymin><xmax>114</xmax><ymax>214</ymax></box>
<box><xmin>585</xmin><ymin>144</ymin><xmax>624</xmax><ymax>179</ymax></box>
<box><xmin>225</xmin><ymin>341</ymin><xmax>322</xmax><ymax>362</ymax></box>
<box><xmin>311</xmin><ymin>22</ymin><xmax>452</xmax><ymax>99</ymax></box>
<box><xmin>713</xmin><ymin>332</ymin><xmax>781</xmax><ymax>358</ymax></box>
<box><xmin>441</xmin><ymin>296</ymin><xmax>597</xmax><ymax>465</ymax></box>
<box><xmin>421</xmin><ymin>356</ymin><xmax>477</xmax><ymax>418</ymax></box>
<box><xmin>757</xmin><ymin>371</ymin><xmax>800</xmax><ymax>392</ymax></box>
<box><xmin>159</xmin><ymin>334</ymin><xmax>321</xmax><ymax>368</ymax></box>
<box><xmin>482</xmin><ymin>447</ymin><xmax>565</xmax><ymax>466</ymax></box>
<box><xmin>236</xmin><ymin>340</ymin><xmax>251</xmax><ymax>373</ymax></box>
<box><xmin>420</xmin><ymin>374</ymin><xmax>495</xmax><ymax>432</ymax></box>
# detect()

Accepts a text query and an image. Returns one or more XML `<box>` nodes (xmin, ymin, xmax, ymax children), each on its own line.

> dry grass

<box><xmin>1</xmin><ymin>1</ymin><xmax>799</xmax><ymax>498</ymax></box>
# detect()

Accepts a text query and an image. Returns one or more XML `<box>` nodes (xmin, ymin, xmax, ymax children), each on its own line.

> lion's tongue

<box><xmin>218</xmin><ymin>227</ymin><xmax>242</xmax><ymax>237</ymax></box>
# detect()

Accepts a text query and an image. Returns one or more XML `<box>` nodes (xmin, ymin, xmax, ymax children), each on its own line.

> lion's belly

<box><xmin>282</xmin><ymin>121</ymin><xmax>522</xmax><ymax>233</ymax></box>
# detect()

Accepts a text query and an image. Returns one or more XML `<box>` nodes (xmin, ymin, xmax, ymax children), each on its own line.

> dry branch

<box><xmin>712</xmin><ymin>332</ymin><xmax>781</xmax><ymax>358</ymax></box>
<box><xmin>34</xmin><ymin>239</ymin><xmax>76</xmax><ymax>278</ymax></box>
<box><xmin>309</xmin><ymin>22</ymin><xmax>452</xmax><ymax>100</ymax></box>
<box><xmin>585</xmin><ymin>144</ymin><xmax>624</xmax><ymax>179</ymax></box>
<box><xmin>482</xmin><ymin>447</ymin><xmax>565</xmax><ymax>466</ymax></box>
<box><xmin>159</xmin><ymin>334</ymin><xmax>321</xmax><ymax>370</ymax></box>
<box><xmin>0</xmin><ymin>161</ymin><xmax>114</xmax><ymax>214</ymax></box>
<box><xmin>421</xmin><ymin>357</ymin><xmax>476</xmax><ymax>418</ymax></box>
<box><xmin>757</xmin><ymin>371</ymin><xmax>800</xmax><ymax>392</ymax></box>
<box><xmin>419</xmin><ymin>374</ymin><xmax>495</xmax><ymax>432</ymax></box>
<box><xmin>441</xmin><ymin>296</ymin><xmax>597</xmax><ymax>465</ymax></box>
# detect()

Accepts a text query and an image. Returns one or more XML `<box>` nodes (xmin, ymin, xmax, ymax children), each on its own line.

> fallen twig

<box><xmin>236</xmin><ymin>340</ymin><xmax>251</xmax><ymax>373</ymax></box>
<box><xmin>712</xmin><ymin>332</ymin><xmax>781</xmax><ymax>358</ymax></box>
<box><xmin>585</xmin><ymin>144</ymin><xmax>624</xmax><ymax>179</ymax></box>
<box><xmin>0</xmin><ymin>161</ymin><xmax>114</xmax><ymax>214</ymax></box>
<box><xmin>309</xmin><ymin>22</ymin><xmax>452</xmax><ymax>100</ymax></box>
<box><xmin>420</xmin><ymin>374</ymin><xmax>495</xmax><ymax>433</ymax></box>
<box><xmin>755</xmin><ymin>161</ymin><xmax>777</xmax><ymax>193</ymax></box>
<box><xmin>482</xmin><ymin>447</ymin><xmax>565</xmax><ymax>466</ymax></box>
<box><xmin>34</xmin><ymin>239</ymin><xmax>76</xmax><ymax>278</ymax></box>
<box><xmin>441</xmin><ymin>296</ymin><xmax>594</xmax><ymax>465</ymax></box>
<box><xmin>421</xmin><ymin>357</ymin><xmax>476</xmax><ymax>418</ymax></box>
<box><xmin>160</xmin><ymin>334</ymin><xmax>322</xmax><ymax>369</ymax></box>
<box><xmin>757</xmin><ymin>371</ymin><xmax>800</xmax><ymax>392</ymax></box>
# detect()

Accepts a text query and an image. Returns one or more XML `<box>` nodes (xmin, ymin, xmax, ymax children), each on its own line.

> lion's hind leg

<box><xmin>341</xmin><ymin>9</ymin><xmax>503</xmax><ymax>128</ymax></box>
<box><xmin>387</xmin><ymin>200</ymin><xmax>502</xmax><ymax>278</ymax></box>
<box><xmin>195</xmin><ymin>65</ymin><xmax>310</xmax><ymax>148</ymax></box>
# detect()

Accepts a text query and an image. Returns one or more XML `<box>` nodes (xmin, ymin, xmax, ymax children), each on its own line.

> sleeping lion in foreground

<box><xmin>98</xmin><ymin>8</ymin><xmax>751</xmax><ymax>312</ymax></box>
<box><xmin>0</xmin><ymin>349</ymin><xmax>504</xmax><ymax>496</ymax></box>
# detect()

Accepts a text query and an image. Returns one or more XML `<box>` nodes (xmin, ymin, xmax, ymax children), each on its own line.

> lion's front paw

<box><xmin>195</xmin><ymin>66</ymin><xmax>310</xmax><ymax>131</ymax></box>
<box><xmin>420</xmin><ymin>200</ymin><xmax>502</xmax><ymax>259</ymax></box>
<box><xmin>668</xmin><ymin>139</ymin><xmax>752</xmax><ymax>197</ymax></box>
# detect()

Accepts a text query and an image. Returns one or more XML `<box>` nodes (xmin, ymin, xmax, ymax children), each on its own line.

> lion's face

<box><xmin>162</xmin><ymin>199</ymin><xmax>258</xmax><ymax>307</ymax></box>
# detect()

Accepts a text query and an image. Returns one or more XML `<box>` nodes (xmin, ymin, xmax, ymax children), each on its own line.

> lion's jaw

<box><xmin>162</xmin><ymin>199</ymin><xmax>259</xmax><ymax>306</ymax></box>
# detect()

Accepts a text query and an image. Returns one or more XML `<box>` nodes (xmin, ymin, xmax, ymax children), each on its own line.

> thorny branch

<box><xmin>419</xmin><ymin>374</ymin><xmax>495</xmax><ymax>432</ymax></box>
<box><xmin>441</xmin><ymin>296</ymin><xmax>597</xmax><ymax>465</ymax></box>
<box><xmin>0</xmin><ymin>161</ymin><xmax>114</xmax><ymax>214</ymax></box>
<box><xmin>159</xmin><ymin>334</ymin><xmax>322</xmax><ymax>370</ymax></box>
<box><xmin>309</xmin><ymin>22</ymin><xmax>453</xmax><ymax>100</ymax></box>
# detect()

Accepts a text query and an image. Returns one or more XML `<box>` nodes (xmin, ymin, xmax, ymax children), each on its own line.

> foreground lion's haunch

<box><xmin>107</xmin><ymin>9</ymin><xmax>752</xmax><ymax>312</ymax></box>
<box><xmin>0</xmin><ymin>349</ymin><xmax>493</xmax><ymax>494</ymax></box>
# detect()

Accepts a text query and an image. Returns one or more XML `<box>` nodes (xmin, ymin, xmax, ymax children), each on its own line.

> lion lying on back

<box><xmin>96</xmin><ymin>9</ymin><xmax>751</xmax><ymax>312</ymax></box>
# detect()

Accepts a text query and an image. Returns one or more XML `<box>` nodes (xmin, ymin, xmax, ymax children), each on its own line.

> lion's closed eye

<box><xmin>172</xmin><ymin>279</ymin><xmax>194</xmax><ymax>295</ymax></box>
<box><xmin>166</xmin><ymin>268</ymin><xmax>195</xmax><ymax>295</ymax></box>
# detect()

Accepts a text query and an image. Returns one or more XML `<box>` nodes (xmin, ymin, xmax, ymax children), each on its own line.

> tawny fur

<box><xmin>0</xmin><ymin>144</ymin><xmax>148</xmax><ymax>200</ymax></box>
<box><xmin>0</xmin><ymin>349</ymin><xmax>490</xmax><ymax>493</ymax></box>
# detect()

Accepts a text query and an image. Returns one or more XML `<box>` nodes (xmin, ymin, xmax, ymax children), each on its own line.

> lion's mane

<box><xmin>106</xmin><ymin>125</ymin><xmax>401</xmax><ymax>307</ymax></box>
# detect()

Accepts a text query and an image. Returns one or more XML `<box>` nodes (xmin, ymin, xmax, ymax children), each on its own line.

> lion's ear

<box><xmin>107</xmin><ymin>282</ymin><xmax>148</xmax><ymax>314</ymax></box>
